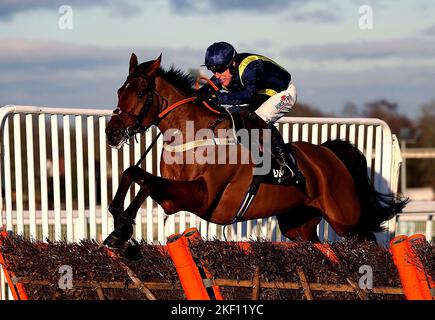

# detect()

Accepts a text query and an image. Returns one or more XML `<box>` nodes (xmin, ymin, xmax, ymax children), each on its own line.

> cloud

<box><xmin>350</xmin><ymin>0</ymin><xmax>393</xmax><ymax>9</ymax></box>
<box><xmin>282</xmin><ymin>38</ymin><xmax>435</xmax><ymax>61</ymax></box>
<box><xmin>0</xmin><ymin>38</ymin><xmax>202</xmax><ymax>108</ymax></box>
<box><xmin>0</xmin><ymin>0</ymin><xmax>143</xmax><ymax>20</ymax></box>
<box><xmin>287</xmin><ymin>8</ymin><xmax>341</xmax><ymax>23</ymax></box>
<box><xmin>0</xmin><ymin>38</ymin><xmax>200</xmax><ymax>70</ymax></box>
<box><xmin>421</xmin><ymin>24</ymin><xmax>435</xmax><ymax>36</ymax></box>
<box><xmin>168</xmin><ymin>0</ymin><xmax>316</xmax><ymax>14</ymax></box>
<box><xmin>0</xmin><ymin>0</ymin><xmax>100</xmax><ymax>20</ymax></box>
<box><xmin>0</xmin><ymin>0</ymin><xmax>338</xmax><ymax>20</ymax></box>
<box><xmin>1</xmin><ymin>37</ymin><xmax>434</xmax><ymax>119</ymax></box>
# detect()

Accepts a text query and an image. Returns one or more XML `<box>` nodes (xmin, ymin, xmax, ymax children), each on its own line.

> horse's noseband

<box><xmin>112</xmin><ymin>87</ymin><xmax>155</xmax><ymax>142</ymax></box>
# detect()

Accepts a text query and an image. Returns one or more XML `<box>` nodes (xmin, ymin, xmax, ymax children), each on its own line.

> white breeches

<box><xmin>255</xmin><ymin>82</ymin><xmax>297</xmax><ymax>123</ymax></box>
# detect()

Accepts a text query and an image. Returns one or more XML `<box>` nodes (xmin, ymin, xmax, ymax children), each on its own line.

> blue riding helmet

<box><xmin>202</xmin><ymin>42</ymin><xmax>236</xmax><ymax>72</ymax></box>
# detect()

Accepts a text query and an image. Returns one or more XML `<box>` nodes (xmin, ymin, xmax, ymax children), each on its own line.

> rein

<box><xmin>157</xmin><ymin>77</ymin><xmax>220</xmax><ymax>119</ymax></box>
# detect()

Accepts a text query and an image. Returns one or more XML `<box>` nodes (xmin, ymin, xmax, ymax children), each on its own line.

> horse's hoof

<box><xmin>103</xmin><ymin>233</ymin><xmax>127</xmax><ymax>249</ymax></box>
<box><xmin>122</xmin><ymin>239</ymin><xmax>143</xmax><ymax>261</ymax></box>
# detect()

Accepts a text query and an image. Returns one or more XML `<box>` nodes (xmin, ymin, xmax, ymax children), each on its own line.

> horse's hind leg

<box><xmin>277</xmin><ymin>206</ymin><xmax>322</xmax><ymax>242</ymax></box>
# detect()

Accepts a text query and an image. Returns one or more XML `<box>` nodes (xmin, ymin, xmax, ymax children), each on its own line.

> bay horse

<box><xmin>103</xmin><ymin>53</ymin><xmax>407</xmax><ymax>250</ymax></box>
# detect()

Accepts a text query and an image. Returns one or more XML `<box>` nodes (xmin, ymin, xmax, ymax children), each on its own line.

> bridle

<box><xmin>111</xmin><ymin>74</ymin><xmax>168</xmax><ymax>144</ymax></box>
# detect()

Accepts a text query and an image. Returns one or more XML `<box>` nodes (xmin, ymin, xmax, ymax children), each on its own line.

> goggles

<box><xmin>207</xmin><ymin>64</ymin><xmax>230</xmax><ymax>74</ymax></box>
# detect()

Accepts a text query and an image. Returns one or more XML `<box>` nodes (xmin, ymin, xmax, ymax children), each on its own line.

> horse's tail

<box><xmin>322</xmin><ymin>139</ymin><xmax>409</xmax><ymax>233</ymax></box>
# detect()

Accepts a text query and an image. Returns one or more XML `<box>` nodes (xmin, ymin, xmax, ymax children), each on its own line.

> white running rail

<box><xmin>0</xmin><ymin>105</ymin><xmax>402</xmax><ymax>244</ymax></box>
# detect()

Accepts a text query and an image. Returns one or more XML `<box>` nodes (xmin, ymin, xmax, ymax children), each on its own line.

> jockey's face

<box><xmin>214</xmin><ymin>67</ymin><xmax>233</xmax><ymax>87</ymax></box>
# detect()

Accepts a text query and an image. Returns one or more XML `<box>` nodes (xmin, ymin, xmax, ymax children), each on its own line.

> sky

<box><xmin>1</xmin><ymin>0</ymin><xmax>435</xmax><ymax>118</ymax></box>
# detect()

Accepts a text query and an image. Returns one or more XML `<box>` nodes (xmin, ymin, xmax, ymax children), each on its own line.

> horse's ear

<box><xmin>129</xmin><ymin>53</ymin><xmax>138</xmax><ymax>75</ymax></box>
<box><xmin>146</xmin><ymin>53</ymin><xmax>162</xmax><ymax>77</ymax></box>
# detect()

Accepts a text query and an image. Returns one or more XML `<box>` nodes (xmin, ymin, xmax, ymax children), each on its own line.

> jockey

<box><xmin>198</xmin><ymin>41</ymin><xmax>305</xmax><ymax>187</ymax></box>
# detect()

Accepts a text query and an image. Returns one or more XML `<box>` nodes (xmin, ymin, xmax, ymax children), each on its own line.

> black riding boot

<box><xmin>269</xmin><ymin>123</ymin><xmax>306</xmax><ymax>189</ymax></box>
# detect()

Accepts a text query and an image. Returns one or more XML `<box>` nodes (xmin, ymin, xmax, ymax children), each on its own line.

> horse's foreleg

<box><xmin>119</xmin><ymin>184</ymin><xmax>151</xmax><ymax>227</ymax></box>
<box><xmin>108</xmin><ymin>167</ymin><xmax>137</xmax><ymax>228</ymax></box>
<box><xmin>104</xmin><ymin>165</ymin><xmax>209</xmax><ymax>249</ymax></box>
<box><xmin>105</xmin><ymin>166</ymin><xmax>166</xmax><ymax>248</ymax></box>
<box><xmin>103</xmin><ymin>185</ymin><xmax>151</xmax><ymax>249</ymax></box>
<box><xmin>104</xmin><ymin>166</ymin><xmax>149</xmax><ymax>248</ymax></box>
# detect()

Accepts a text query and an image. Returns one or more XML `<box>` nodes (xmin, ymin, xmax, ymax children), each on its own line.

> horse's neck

<box><xmin>155</xmin><ymin>77</ymin><xmax>216</xmax><ymax>135</ymax></box>
<box><xmin>155</xmin><ymin>77</ymin><xmax>230</xmax><ymax>179</ymax></box>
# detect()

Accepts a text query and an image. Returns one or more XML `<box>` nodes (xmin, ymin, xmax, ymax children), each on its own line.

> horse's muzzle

<box><xmin>106</xmin><ymin>127</ymin><xmax>125</xmax><ymax>148</ymax></box>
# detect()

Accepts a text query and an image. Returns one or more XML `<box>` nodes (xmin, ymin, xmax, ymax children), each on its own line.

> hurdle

<box><xmin>1</xmin><ymin>227</ymin><xmax>433</xmax><ymax>300</ymax></box>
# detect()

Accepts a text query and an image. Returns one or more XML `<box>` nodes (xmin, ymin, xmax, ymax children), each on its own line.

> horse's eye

<box><xmin>138</xmin><ymin>91</ymin><xmax>145</xmax><ymax>98</ymax></box>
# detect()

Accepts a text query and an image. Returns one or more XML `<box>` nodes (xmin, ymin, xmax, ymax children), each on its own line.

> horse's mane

<box><xmin>136</xmin><ymin>61</ymin><xmax>195</xmax><ymax>95</ymax></box>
